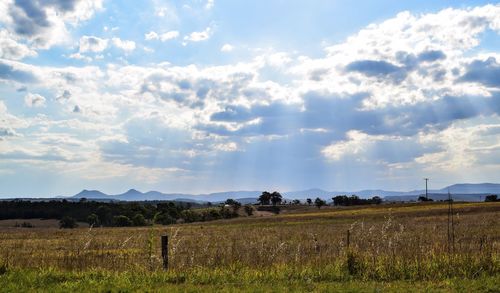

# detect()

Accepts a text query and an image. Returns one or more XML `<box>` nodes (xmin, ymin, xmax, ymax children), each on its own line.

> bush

<box><xmin>113</xmin><ymin>215</ymin><xmax>132</xmax><ymax>227</ymax></box>
<box><xmin>244</xmin><ymin>205</ymin><xmax>254</xmax><ymax>216</ymax></box>
<box><xmin>180</xmin><ymin>210</ymin><xmax>202</xmax><ymax>223</ymax></box>
<box><xmin>87</xmin><ymin>213</ymin><xmax>99</xmax><ymax>227</ymax></box>
<box><xmin>132</xmin><ymin>214</ymin><xmax>147</xmax><ymax>226</ymax></box>
<box><xmin>15</xmin><ymin>222</ymin><xmax>34</xmax><ymax>228</ymax></box>
<box><xmin>219</xmin><ymin>207</ymin><xmax>237</xmax><ymax>219</ymax></box>
<box><xmin>418</xmin><ymin>196</ymin><xmax>433</xmax><ymax>202</ymax></box>
<box><xmin>155</xmin><ymin>213</ymin><xmax>176</xmax><ymax>225</ymax></box>
<box><xmin>59</xmin><ymin>216</ymin><xmax>78</xmax><ymax>229</ymax></box>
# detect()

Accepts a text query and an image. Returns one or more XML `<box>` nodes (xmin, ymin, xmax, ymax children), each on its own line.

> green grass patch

<box><xmin>0</xmin><ymin>267</ymin><xmax>499</xmax><ymax>292</ymax></box>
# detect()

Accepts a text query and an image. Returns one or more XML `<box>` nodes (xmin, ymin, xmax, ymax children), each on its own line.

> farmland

<box><xmin>0</xmin><ymin>202</ymin><xmax>499</xmax><ymax>292</ymax></box>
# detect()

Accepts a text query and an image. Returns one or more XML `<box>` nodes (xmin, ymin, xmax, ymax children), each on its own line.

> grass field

<box><xmin>0</xmin><ymin>202</ymin><xmax>499</xmax><ymax>292</ymax></box>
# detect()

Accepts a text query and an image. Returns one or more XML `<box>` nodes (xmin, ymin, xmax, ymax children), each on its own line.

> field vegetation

<box><xmin>0</xmin><ymin>201</ymin><xmax>499</xmax><ymax>291</ymax></box>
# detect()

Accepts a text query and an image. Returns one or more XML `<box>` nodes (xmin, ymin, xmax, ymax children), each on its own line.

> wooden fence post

<box><xmin>347</xmin><ymin>230</ymin><xmax>350</xmax><ymax>249</ymax></box>
<box><xmin>161</xmin><ymin>235</ymin><xmax>168</xmax><ymax>270</ymax></box>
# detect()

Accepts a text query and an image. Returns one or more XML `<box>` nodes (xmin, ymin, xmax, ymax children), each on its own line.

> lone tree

<box><xmin>59</xmin><ymin>216</ymin><xmax>78</xmax><ymax>229</ymax></box>
<box><xmin>292</xmin><ymin>199</ymin><xmax>301</xmax><ymax>205</ymax></box>
<box><xmin>485</xmin><ymin>194</ymin><xmax>498</xmax><ymax>202</ymax></box>
<box><xmin>271</xmin><ymin>191</ymin><xmax>283</xmax><ymax>206</ymax></box>
<box><xmin>314</xmin><ymin>197</ymin><xmax>326</xmax><ymax>209</ymax></box>
<box><xmin>258</xmin><ymin>191</ymin><xmax>272</xmax><ymax>205</ymax></box>
<box><xmin>306</xmin><ymin>198</ymin><xmax>312</xmax><ymax>206</ymax></box>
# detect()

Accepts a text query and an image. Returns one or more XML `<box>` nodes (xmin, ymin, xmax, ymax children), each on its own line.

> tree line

<box><xmin>257</xmin><ymin>191</ymin><xmax>382</xmax><ymax>208</ymax></box>
<box><xmin>0</xmin><ymin>199</ymin><xmax>247</xmax><ymax>228</ymax></box>
<box><xmin>1</xmin><ymin>192</ymin><xmax>388</xmax><ymax>228</ymax></box>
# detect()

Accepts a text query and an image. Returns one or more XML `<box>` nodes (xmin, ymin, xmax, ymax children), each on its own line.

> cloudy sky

<box><xmin>0</xmin><ymin>0</ymin><xmax>500</xmax><ymax>197</ymax></box>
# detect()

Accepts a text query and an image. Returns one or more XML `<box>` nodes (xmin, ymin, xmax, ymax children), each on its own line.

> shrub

<box><xmin>59</xmin><ymin>216</ymin><xmax>78</xmax><ymax>229</ymax></box>
<box><xmin>418</xmin><ymin>196</ymin><xmax>433</xmax><ymax>202</ymax></box>
<box><xmin>113</xmin><ymin>215</ymin><xmax>132</xmax><ymax>227</ymax></box>
<box><xmin>132</xmin><ymin>214</ymin><xmax>147</xmax><ymax>226</ymax></box>
<box><xmin>155</xmin><ymin>213</ymin><xmax>176</xmax><ymax>225</ymax></box>
<box><xmin>87</xmin><ymin>213</ymin><xmax>99</xmax><ymax>227</ymax></box>
<box><xmin>244</xmin><ymin>205</ymin><xmax>254</xmax><ymax>216</ymax></box>
<box><xmin>180</xmin><ymin>210</ymin><xmax>202</xmax><ymax>223</ymax></box>
<box><xmin>15</xmin><ymin>222</ymin><xmax>34</xmax><ymax>228</ymax></box>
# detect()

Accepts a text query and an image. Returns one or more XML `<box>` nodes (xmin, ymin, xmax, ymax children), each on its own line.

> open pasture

<box><xmin>0</xmin><ymin>202</ymin><xmax>499</xmax><ymax>291</ymax></box>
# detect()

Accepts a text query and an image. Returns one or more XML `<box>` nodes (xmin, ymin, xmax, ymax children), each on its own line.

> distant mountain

<box><xmin>70</xmin><ymin>189</ymin><xmax>262</xmax><ymax>203</ymax></box>
<box><xmin>63</xmin><ymin>182</ymin><xmax>500</xmax><ymax>203</ymax></box>
<box><xmin>73</xmin><ymin>189</ymin><xmax>109</xmax><ymax>199</ymax></box>
<box><xmin>440</xmin><ymin>183</ymin><xmax>500</xmax><ymax>194</ymax></box>
<box><xmin>283</xmin><ymin>188</ymin><xmax>334</xmax><ymax>198</ymax></box>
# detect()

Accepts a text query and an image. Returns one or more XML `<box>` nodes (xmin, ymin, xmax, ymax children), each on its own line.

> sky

<box><xmin>1</xmin><ymin>0</ymin><xmax>500</xmax><ymax>197</ymax></box>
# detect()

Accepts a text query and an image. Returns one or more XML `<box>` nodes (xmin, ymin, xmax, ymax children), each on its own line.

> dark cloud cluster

<box><xmin>205</xmin><ymin>91</ymin><xmax>500</xmax><ymax>140</ymax></box>
<box><xmin>345</xmin><ymin>60</ymin><xmax>406</xmax><ymax>82</ymax></box>
<box><xmin>6</xmin><ymin>0</ymin><xmax>92</xmax><ymax>47</ymax></box>
<box><xmin>9</xmin><ymin>0</ymin><xmax>51</xmax><ymax>37</ymax></box>
<box><xmin>0</xmin><ymin>127</ymin><xmax>17</xmax><ymax>138</ymax></box>
<box><xmin>345</xmin><ymin>49</ymin><xmax>448</xmax><ymax>84</ymax></box>
<box><xmin>0</xmin><ymin>61</ymin><xmax>37</xmax><ymax>83</ymax></box>
<box><xmin>417</xmin><ymin>50</ymin><xmax>447</xmax><ymax>62</ymax></box>
<box><xmin>459</xmin><ymin>57</ymin><xmax>500</xmax><ymax>88</ymax></box>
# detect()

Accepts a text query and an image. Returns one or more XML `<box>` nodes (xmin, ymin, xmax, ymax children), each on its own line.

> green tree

<box><xmin>87</xmin><ymin>213</ymin><xmax>99</xmax><ymax>227</ymax></box>
<box><xmin>258</xmin><ymin>191</ymin><xmax>271</xmax><ymax>205</ymax></box>
<box><xmin>225</xmin><ymin>199</ymin><xmax>242</xmax><ymax>213</ymax></box>
<box><xmin>314</xmin><ymin>197</ymin><xmax>326</xmax><ymax>209</ymax></box>
<box><xmin>132</xmin><ymin>214</ymin><xmax>147</xmax><ymax>226</ymax></box>
<box><xmin>96</xmin><ymin>205</ymin><xmax>112</xmax><ymax>226</ymax></box>
<box><xmin>155</xmin><ymin>213</ymin><xmax>176</xmax><ymax>225</ymax></box>
<box><xmin>113</xmin><ymin>215</ymin><xmax>132</xmax><ymax>227</ymax></box>
<box><xmin>485</xmin><ymin>194</ymin><xmax>498</xmax><ymax>202</ymax></box>
<box><xmin>271</xmin><ymin>192</ymin><xmax>283</xmax><ymax>206</ymax></box>
<box><xmin>306</xmin><ymin>198</ymin><xmax>312</xmax><ymax>206</ymax></box>
<box><xmin>59</xmin><ymin>216</ymin><xmax>78</xmax><ymax>229</ymax></box>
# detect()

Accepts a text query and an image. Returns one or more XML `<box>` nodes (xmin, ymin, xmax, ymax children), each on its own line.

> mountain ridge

<box><xmin>67</xmin><ymin>183</ymin><xmax>500</xmax><ymax>202</ymax></box>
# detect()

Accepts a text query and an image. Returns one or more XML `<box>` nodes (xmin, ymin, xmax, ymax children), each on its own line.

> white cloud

<box><xmin>214</xmin><ymin>142</ymin><xmax>238</xmax><ymax>152</ymax></box>
<box><xmin>68</xmin><ymin>52</ymin><xmax>92</xmax><ymax>62</ymax></box>
<box><xmin>112</xmin><ymin>38</ymin><xmax>136</xmax><ymax>52</ymax></box>
<box><xmin>0</xmin><ymin>29</ymin><xmax>36</xmax><ymax>60</ymax></box>
<box><xmin>205</xmin><ymin>0</ymin><xmax>215</xmax><ymax>10</ymax></box>
<box><xmin>220</xmin><ymin>44</ymin><xmax>234</xmax><ymax>52</ymax></box>
<box><xmin>78</xmin><ymin>35</ymin><xmax>108</xmax><ymax>53</ymax></box>
<box><xmin>1</xmin><ymin>4</ymin><xmax>500</xmax><ymax>192</ymax></box>
<box><xmin>184</xmin><ymin>27</ymin><xmax>212</xmax><ymax>42</ymax></box>
<box><xmin>24</xmin><ymin>93</ymin><xmax>46</xmax><ymax>107</ymax></box>
<box><xmin>145</xmin><ymin>31</ymin><xmax>159</xmax><ymax>41</ymax></box>
<box><xmin>322</xmin><ymin>131</ymin><xmax>370</xmax><ymax>161</ymax></box>
<box><xmin>147</xmin><ymin>30</ymin><xmax>179</xmax><ymax>41</ymax></box>
<box><xmin>160</xmin><ymin>31</ymin><xmax>179</xmax><ymax>41</ymax></box>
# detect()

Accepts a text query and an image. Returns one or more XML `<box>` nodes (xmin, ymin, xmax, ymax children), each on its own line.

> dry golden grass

<box><xmin>0</xmin><ymin>202</ymin><xmax>498</xmax><ymax>281</ymax></box>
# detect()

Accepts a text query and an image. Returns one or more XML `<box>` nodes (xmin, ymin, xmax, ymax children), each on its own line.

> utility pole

<box><xmin>424</xmin><ymin>178</ymin><xmax>429</xmax><ymax>200</ymax></box>
<box><xmin>447</xmin><ymin>189</ymin><xmax>455</xmax><ymax>253</ymax></box>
